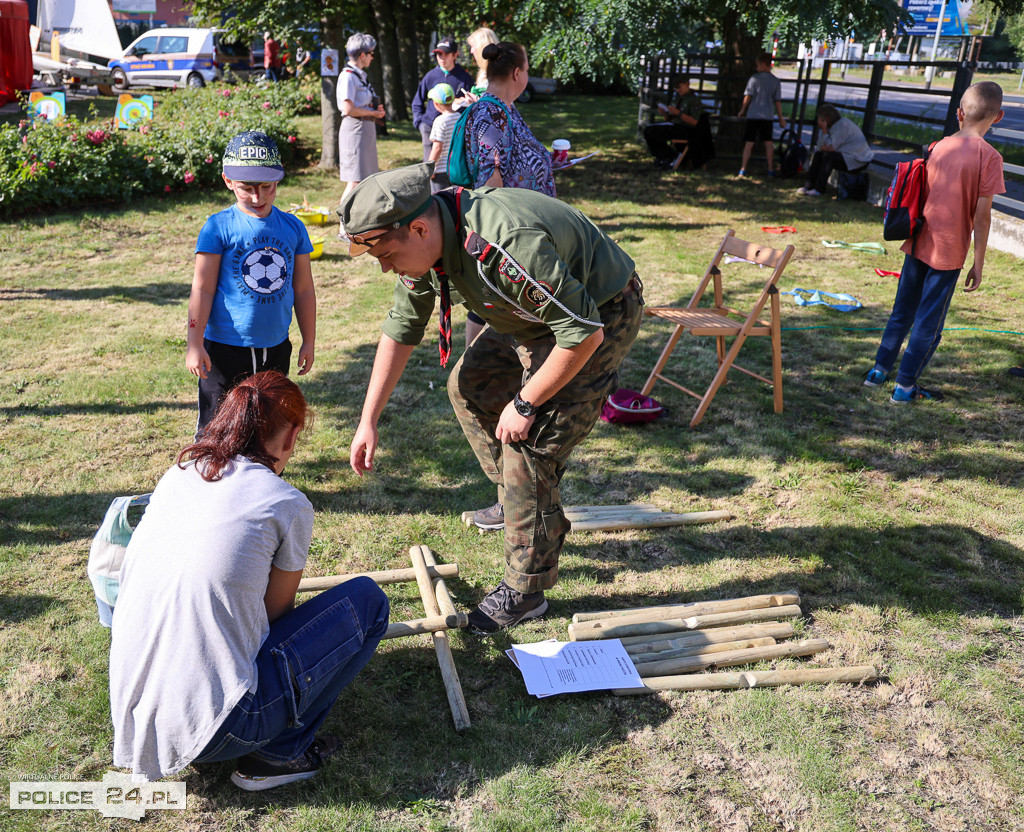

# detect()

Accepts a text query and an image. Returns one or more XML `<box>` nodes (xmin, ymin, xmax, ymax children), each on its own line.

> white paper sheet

<box><xmin>552</xmin><ymin>152</ymin><xmax>598</xmax><ymax>171</ymax></box>
<box><xmin>508</xmin><ymin>639</ymin><xmax>645</xmax><ymax>697</ymax></box>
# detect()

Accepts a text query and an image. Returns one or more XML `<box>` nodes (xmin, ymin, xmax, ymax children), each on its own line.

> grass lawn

<box><xmin>2</xmin><ymin>94</ymin><xmax>1023</xmax><ymax>832</ymax></box>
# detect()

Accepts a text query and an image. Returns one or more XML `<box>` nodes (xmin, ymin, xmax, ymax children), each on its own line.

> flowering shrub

<box><xmin>0</xmin><ymin>78</ymin><xmax>317</xmax><ymax>218</ymax></box>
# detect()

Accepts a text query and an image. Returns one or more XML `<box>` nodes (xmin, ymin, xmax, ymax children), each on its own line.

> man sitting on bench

<box><xmin>644</xmin><ymin>75</ymin><xmax>709</xmax><ymax>170</ymax></box>
<box><xmin>797</xmin><ymin>103</ymin><xmax>873</xmax><ymax>197</ymax></box>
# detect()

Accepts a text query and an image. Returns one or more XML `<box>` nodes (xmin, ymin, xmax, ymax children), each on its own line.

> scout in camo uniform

<box><xmin>340</xmin><ymin>163</ymin><xmax>643</xmax><ymax>633</ymax></box>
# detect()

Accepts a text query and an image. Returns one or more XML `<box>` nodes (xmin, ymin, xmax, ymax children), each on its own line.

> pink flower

<box><xmin>70</xmin><ymin>134</ymin><xmax>77</xmax><ymax>142</ymax></box>
<box><xmin>85</xmin><ymin>129</ymin><xmax>107</xmax><ymax>145</ymax></box>
<box><xmin>262</xmin><ymin>101</ymin><xmax>271</xmax><ymax>110</ymax></box>
<box><xmin>47</xmin><ymin>160</ymin><xmax>55</xmax><ymax>169</ymax></box>
<box><xmin>29</xmin><ymin>162</ymin><xmax>38</xmax><ymax>174</ymax></box>
<box><xmin>221</xmin><ymin>89</ymin><xmax>231</xmax><ymax>98</ymax></box>
<box><xmin>218</xmin><ymin>110</ymin><xmax>228</xmax><ymax>118</ymax></box>
<box><xmin>205</xmin><ymin>155</ymin><xmax>214</xmax><ymax>164</ymax></box>
<box><xmin>184</xmin><ymin>171</ymin><xmax>195</xmax><ymax>184</ymax></box>
<box><xmin>305</xmin><ymin>94</ymin><xmax>313</xmax><ymax>101</ymax></box>
<box><xmin>287</xmin><ymin>135</ymin><xmax>296</xmax><ymax>144</ymax></box>
<box><xmin>21</xmin><ymin>135</ymin><xmax>27</xmax><ymax>144</ymax></box>
<box><xmin>164</xmin><ymin>185</ymin><xmax>171</xmax><ymax>192</ymax></box>
<box><xmin>139</xmin><ymin>124</ymin><xmax>151</xmax><ymax>134</ymax></box>
<box><xmin>144</xmin><ymin>155</ymin><xmax>154</xmax><ymax>162</ymax></box>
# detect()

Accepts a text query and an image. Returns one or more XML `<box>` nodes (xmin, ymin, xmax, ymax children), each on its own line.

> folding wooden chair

<box><xmin>641</xmin><ymin>229</ymin><xmax>795</xmax><ymax>428</ymax></box>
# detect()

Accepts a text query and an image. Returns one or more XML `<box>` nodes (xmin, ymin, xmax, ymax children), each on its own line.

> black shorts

<box><xmin>743</xmin><ymin>119</ymin><xmax>774</xmax><ymax>143</ymax></box>
<box><xmin>197</xmin><ymin>337</ymin><xmax>292</xmax><ymax>435</ymax></box>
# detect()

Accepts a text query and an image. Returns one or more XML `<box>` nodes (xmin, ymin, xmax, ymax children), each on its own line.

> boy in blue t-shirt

<box><xmin>186</xmin><ymin>131</ymin><xmax>317</xmax><ymax>433</ymax></box>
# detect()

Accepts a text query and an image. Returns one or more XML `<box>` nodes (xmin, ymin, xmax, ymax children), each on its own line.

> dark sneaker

<box><xmin>891</xmin><ymin>385</ymin><xmax>944</xmax><ymax>404</ymax></box>
<box><xmin>1009</xmin><ymin>367</ymin><xmax>1024</xmax><ymax>378</ymax></box>
<box><xmin>473</xmin><ymin>502</ymin><xmax>505</xmax><ymax>531</ymax></box>
<box><xmin>863</xmin><ymin>367</ymin><xmax>889</xmax><ymax>387</ymax></box>
<box><xmin>467</xmin><ymin>581</ymin><xmax>548</xmax><ymax>635</ymax></box>
<box><xmin>230</xmin><ymin>734</ymin><xmax>340</xmax><ymax>791</ymax></box>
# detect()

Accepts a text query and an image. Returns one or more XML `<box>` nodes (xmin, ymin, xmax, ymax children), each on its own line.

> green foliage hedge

<box><xmin>0</xmin><ymin>77</ymin><xmax>321</xmax><ymax>218</ymax></box>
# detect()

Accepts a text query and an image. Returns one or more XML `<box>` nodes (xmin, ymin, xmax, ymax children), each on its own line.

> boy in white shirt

<box><xmin>427</xmin><ymin>83</ymin><xmax>459</xmax><ymax>192</ymax></box>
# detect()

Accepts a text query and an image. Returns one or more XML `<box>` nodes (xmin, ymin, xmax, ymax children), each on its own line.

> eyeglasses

<box><xmin>338</xmin><ymin>226</ymin><xmax>390</xmax><ymax>255</ymax></box>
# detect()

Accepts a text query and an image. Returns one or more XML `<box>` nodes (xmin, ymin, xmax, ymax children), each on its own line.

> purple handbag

<box><xmin>600</xmin><ymin>388</ymin><xmax>664</xmax><ymax>424</ymax></box>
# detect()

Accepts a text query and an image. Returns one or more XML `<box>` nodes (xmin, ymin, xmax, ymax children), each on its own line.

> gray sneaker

<box><xmin>467</xmin><ymin>581</ymin><xmax>548</xmax><ymax>635</ymax></box>
<box><xmin>472</xmin><ymin>501</ymin><xmax>504</xmax><ymax>531</ymax></box>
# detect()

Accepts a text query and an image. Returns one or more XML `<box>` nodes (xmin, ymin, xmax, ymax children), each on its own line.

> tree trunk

<box><xmin>318</xmin><ymin>12</ymin><xmax>345</xmax><ymax>171</ymax></box>
<box><xmin>718</xmin><ymin>9</ymin><xmax>762</xmax><ymax>117</ymax></box>
<box><xmin>368</xmin><ymin>0</ymin><xmax>408</xmax><ymax>120</ymax></box>
<box><xmin>395</xmin><ymin>0</ymin><xmax>420</xmax><ymax>107</ymax></box>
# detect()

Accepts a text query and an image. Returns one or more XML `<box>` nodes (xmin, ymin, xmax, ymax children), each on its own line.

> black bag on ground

<box><xmin>776</xmin><ymin>128</ymin><xmax>807</xmax><ymax>179</ymax></box>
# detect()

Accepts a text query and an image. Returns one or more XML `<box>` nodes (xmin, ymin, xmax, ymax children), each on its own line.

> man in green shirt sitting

<box><xmin>644</xmin><ymin>74</ymin><xmax>710</xmax><ymax>170</ymax></box>
<box><xmin>340</xmin><ymin>164</ymin><xmax>644</xmax><ymax>634</ymax></box>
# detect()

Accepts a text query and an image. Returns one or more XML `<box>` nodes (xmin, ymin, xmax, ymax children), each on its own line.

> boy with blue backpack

<box><xmin>865</xmin><ymin>81</ymin><xmax>1005</xmax><ymax>403</ymax></box>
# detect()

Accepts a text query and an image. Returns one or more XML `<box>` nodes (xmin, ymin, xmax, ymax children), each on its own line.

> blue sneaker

<box><xmin>891</xmin><ymin>385</ymin><xmax>944</xmax><ymax>404</ymax></box>
<box><xmin>863</xmin><ymin>368</ymin><xmax>889</xmax><ymax>387</ymax></box>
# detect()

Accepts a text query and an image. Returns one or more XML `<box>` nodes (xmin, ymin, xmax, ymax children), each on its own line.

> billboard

<box><xmin>901</xmin><ymin>0</ymin><xmax>969</xmax><ymax>37</ymax></box>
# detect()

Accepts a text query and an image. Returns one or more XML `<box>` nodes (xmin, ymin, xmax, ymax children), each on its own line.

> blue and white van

<box><xmin>108</xmin><ymin>27</ymin><xmax>250</xmax><ymax>90</ymax></box>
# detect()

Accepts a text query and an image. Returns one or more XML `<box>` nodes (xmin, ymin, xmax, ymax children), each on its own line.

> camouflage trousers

<box><xmin>447</xmin><ymin>279</ymin><xmax>643</xmax><ymax>592</ymax></box>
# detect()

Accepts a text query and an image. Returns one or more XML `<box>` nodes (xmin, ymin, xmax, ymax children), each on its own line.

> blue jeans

<box><xmin>193</xmin><ymin>577</ymin><xmax>389</xmax><ymax>764</ymax></box>
<box><xmin>874</xmin><ymin>254</ymin><xmax>961</xmax><ymax>386</ymax></box>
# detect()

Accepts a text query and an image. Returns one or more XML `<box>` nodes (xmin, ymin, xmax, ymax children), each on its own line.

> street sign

<box><xmin>900</xmin><ymin>0</ymin><xmax>968</xmax><ymax>37</ymax></box>
<box><xmin>112</xmin><ymin>0</ymin><xmax>158</xmax><ymax>11</ymax></box>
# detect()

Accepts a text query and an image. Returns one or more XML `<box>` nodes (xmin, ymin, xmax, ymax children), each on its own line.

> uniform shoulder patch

<box><xmin>524</xmin><ymin>280</ymin><xmax>554</xmax><ymax>306</ymax></box>
<box><xmin>498</xmin><ymin>256</ymin><xmax>527</xmax><ymax>283</ymax></box>
<box><xmin>464</xmin><ymin>231</ymin><xmax>494</xmax><ymax>262</ymax></box>
<box><xmin>400</xmin><ymin>277</ymin><xmax>417</xmax><ymax>290</ymax></box>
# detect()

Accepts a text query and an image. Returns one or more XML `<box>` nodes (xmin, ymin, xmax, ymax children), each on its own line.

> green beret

<box><xmin>337</xmin><ymin>163</ymin><xmax>434</xmax><ymax>240</ymax></box>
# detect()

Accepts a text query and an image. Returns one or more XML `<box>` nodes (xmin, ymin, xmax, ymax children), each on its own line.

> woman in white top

<box><xmin>109</xmin><ymin>371</ymin><xmax>389</xmax><ymax>791</ymax></box>
<box><xmin>338</xmin><ymin>33</ymin><xmax>386</xmax><ymax>200</ymax></box>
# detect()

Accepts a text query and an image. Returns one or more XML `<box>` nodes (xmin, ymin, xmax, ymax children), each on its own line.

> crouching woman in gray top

<box><xmin>109</xmin><ymin>371</ymin><xmax>389</xmax><ymax>791</ymax></box>
<box><xmin>798</xmin><ymin>103</ymin><xmax>874</xmax><ymax>197</ymax></box>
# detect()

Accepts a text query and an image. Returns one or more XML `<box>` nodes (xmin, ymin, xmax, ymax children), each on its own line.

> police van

<box><xmin>108</xmin><ymin>28</ymin><xmax>250</xmax><ymax>90</ymax></box>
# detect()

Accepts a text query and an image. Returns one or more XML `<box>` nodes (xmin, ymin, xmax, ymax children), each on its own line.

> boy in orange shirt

<box><xmin>864</xmin><ymin>81</ymin><xmax>1005</xmax><ymax>402</ymax></box>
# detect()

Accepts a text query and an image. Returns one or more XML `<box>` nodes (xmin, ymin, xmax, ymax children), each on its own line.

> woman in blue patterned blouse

<box><xmin>464</xmin><ymin>42</ymin><xmax>555</xmax><ymax>197</ymax></box>
<box><xmin>462</xmin><ymin>42</ymin><xmax>556</xmax><ymax>345</ymax></box>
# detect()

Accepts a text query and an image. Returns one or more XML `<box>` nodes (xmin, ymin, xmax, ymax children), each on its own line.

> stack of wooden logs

<box><xmin>567</xmin><ymin>591</ymin><xmax>878</xmax><ymax>694</ymax></box>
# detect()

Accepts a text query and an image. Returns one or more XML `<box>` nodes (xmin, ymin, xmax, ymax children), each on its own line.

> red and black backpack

<box><xmin>883</xmin><ymin>142</ymin><xmax>936</xmax><ymax>243</ymax></box>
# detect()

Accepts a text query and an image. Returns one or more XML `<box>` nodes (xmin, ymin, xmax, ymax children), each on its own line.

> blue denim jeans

<box><xmin>193</xmin><ymin>577</ymin><xmax>389</xmax><ymax>764</ymax></box>
<box><xmin>874</xmin><ymin>254</ymin><xmax>961</xmax><ymax>387</ymax></box>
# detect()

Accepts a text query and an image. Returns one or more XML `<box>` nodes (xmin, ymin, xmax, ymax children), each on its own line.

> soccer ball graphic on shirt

<box><xmin>242</xmin><ymin>248</ymin><xmax>288</xmax><ymax>294</ymax></box>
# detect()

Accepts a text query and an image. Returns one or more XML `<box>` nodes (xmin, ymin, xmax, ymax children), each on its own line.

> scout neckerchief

<box><xmin>433</xmin><ymin>187</ymin><xmax>465</xmax><ymax>367</ymax></box>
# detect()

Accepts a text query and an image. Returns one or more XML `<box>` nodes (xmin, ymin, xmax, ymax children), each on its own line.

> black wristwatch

<box><xmin>513</xmin><ymin>392</ymin><xmax>538</xmax><ymax>417</ymax></box>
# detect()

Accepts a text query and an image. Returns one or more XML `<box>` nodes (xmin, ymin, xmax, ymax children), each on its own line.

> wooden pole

<box><xmin>569</xmin><ymin>604</ymin><xmax>802</xmax><ymax>641</ymax></box>
<box><xmin>419</xmin><ymin>546</ymin><xmax>457</xmax><ymax>617</ymax></box>
<box><xmin>297</xmin><ymin>563</ymin><xmax>459</xmax><ymax>593</ymax></box>
<box><xmin>410</xmin><ymin>546</ymin><xmax>471</xmax><ymax>732</ymax></box>
<box><xmin>383</xmin><ymin>612</ymin><xmax>467</xmax><ymax>640</ymax></box>
<box><xmin>613</xmin><ymin>665</ymin><xmax>879</xmax><ymax>694</ymax></box>
<box><xmin>635</xmin><ymin>638</ymin><xmax>830</xmax><ymax>678</ymax></box>
<box><xmin>620</xmin><ymin>622</ymin><xmax>795</xmax><ymax>651</ymax></box>
<box><xmin>630</xmin><ymin>636</ymin><xmax>777</xmax><ymax>664</ymax></box>
<box><xmin>573</xmin><ymin>591</ymin><xmax>799</xmax><ymax>623</ymax></box>
<box><xmin>572</xmin><ymin>591</ymin><xmax>800</xmax><ymax>624</ymax></box>
<box><xmin>460</xmin><ymin>504</ymin><xmax>663</xmax><ymax>526</ymax></box>
<box><xmin>461</xmin><ymin>507</ymin><xmax>733</xmax><ymax>532</ymax></box>
<box><xmin>569</xmin><ymin>510</ymin><xmax>734</xmax><ymax>533</ymax></box>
